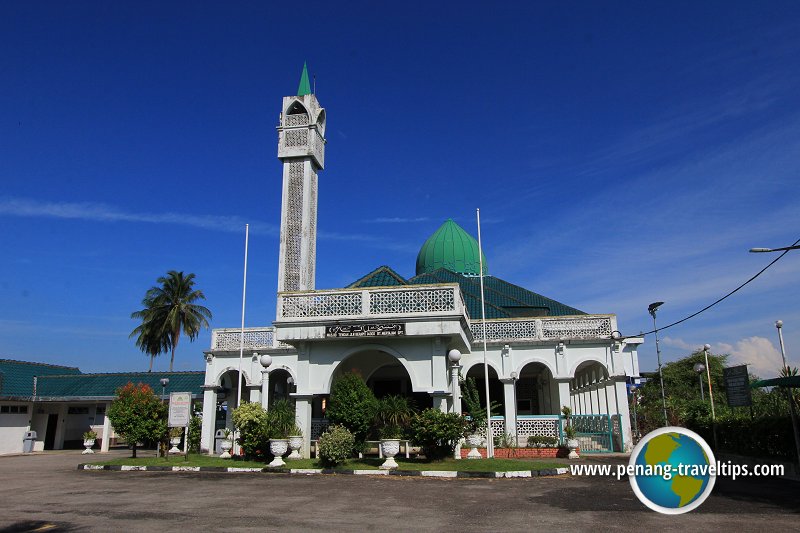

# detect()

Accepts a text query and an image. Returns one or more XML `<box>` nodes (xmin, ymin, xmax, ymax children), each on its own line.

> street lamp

<box><xmin>160</xmin><ymin>378</ymin><xmax>170</xmax><ymax>404</ymax></box>
<box><xmin>510</xmin><ymin>371</ymin><xmax>519</xmax><ymax>448</ymax></box>
<box><xmin>648</xmin><ymin>301</ymin><xmax>668</xmax><ymax>426</ymax></box>
<box><xmin>702</xmin><ymin>344</ymin><xmax>718</xmax><ymax>450</ymax></box>
<box><xmin>629</xmin><ymin>382</ymin><xmax>639</xmax><ymax>443</ymax></box>
<box><xmin>259</xmin><ymin>353</ymin><xmax>272</xmax><ymax>410</ymax></box>
<box><xmin>749</xmin><ymin>245</ymin><xmax>800</xmax><ymax>253</ymax></box>
<box><xmin>693</xmin><ymin>362</ymin><xmax>705</xmax><ymax>401</ymax></box>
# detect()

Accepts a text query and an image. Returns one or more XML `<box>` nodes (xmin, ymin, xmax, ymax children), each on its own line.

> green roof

<box><xmin>416</xmin><ymin>219</ymin><xmax>488</xmax><ymax>277</ymax></box>
<box><xmin>36</xmin><ymin>371</ymin><xmax>206</xmax><ymax>400</ymax></box>
<box><xmin>349</xmin><ymin>267</ymin><xmax>584</xmax><ymax>319</ymax></box>
<box><xmin>0</xmin><ymin>359</ymin><xmax>81</xmax><ymax>398</ymax></box>
<box><xmin>297</xmin><ymin>62</ymin><xmax>311</xmax><ymax>96</ymax></box>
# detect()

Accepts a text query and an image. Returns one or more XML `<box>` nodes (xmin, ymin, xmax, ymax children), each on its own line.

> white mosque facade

<box><xmin>199</xmin><ymin>68</ymin><xmax>643</xmax><ymax>457</ymax></box>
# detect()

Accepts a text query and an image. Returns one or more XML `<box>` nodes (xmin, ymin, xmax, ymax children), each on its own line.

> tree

<box><xmin>107</xmin><ymin>382</ymin><xmax>167</xmax><ymax>458</ymax></box>
<box><xmin>326</xmin><ymin>372</ymin><xmax>378</xmax><ymax>445</ymax></box>
<box><xmin>130</xmin><ymin>270</ymin><xmax>212</xmax><ymax>371</ymax></box>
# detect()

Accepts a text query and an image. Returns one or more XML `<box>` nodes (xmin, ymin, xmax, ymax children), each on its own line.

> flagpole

<box><xmin>476</xmin><ymin>208</ymin><xmax>493</xmax><ymax>458</ymax></box>
<box><xmin>235</xmin><ymin>224</ymin><xmax>250</xmax><ymax>453</ymax></box>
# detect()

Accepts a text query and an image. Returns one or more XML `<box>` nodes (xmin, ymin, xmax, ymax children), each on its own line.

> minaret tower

<box><xmin>276</xmin><ymin>63</ymin><xmax>326</xmax><ymax>296</ymax></box>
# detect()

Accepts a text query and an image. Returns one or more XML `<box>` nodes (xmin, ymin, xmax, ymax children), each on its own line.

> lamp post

<box><xmin>693</xmin><ymin>362</ymin><xmax>705</xmax><ymax>401</ymax></box>
<box><xmin>648</xmin><ymin>302</ymin><xmax>668</xmax><ymax>426</ymax></box>
<box><xmin>159</xmin><ymin>377</ymin><xmax>169</xmax><ymax>458</ymax></box>
<box><xmin>775</xmin><ymin>320</ymin><xmax>800</xmax><ymax>465</ymax></box>
<box><xmin>702</xmin><ymin>344</ymin><xmax>718</xmax><ymax>450</ymax></box>
<box><xmin>629</xmin><ymin>383</ymin><xmax>639</xmax><ymax>443</ymax></box>
<box><xmin>510</xmin><ymin>371</ymin><xmax>519</xmax><ymax>448</ymax></box>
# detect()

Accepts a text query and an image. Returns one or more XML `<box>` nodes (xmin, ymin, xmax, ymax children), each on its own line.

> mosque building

<box><xmin>199</xmin><ymin>66</ymin><xmax>642</xmax><ymax>457</ymax></box>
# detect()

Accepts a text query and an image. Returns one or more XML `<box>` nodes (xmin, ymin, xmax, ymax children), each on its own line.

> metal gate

<box><xmin>570</xmin><ymin>414</ymin><xmax>619</xmax><ymax>453</ymax></box>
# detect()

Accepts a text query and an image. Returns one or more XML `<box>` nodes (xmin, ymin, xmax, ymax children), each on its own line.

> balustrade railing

<box><xmin>470</xmin><ymin>315</ymin><xmax>615</xmax><ymax>343</ymax></box>
<box><xmin>278</xmin><ymin>284</ymin><xmax>467</xmax><ymax>321</ymax></box>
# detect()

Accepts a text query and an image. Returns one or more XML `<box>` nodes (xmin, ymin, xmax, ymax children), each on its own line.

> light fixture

<box><xmin>259</xmin><ymin>354</ymin><xmax>273</xmax><ymax>369</ymax></box>
<box><xmin>447</xmin><ymin>349</ymin><xmax>461</xmax><ymax>364</ymax></box>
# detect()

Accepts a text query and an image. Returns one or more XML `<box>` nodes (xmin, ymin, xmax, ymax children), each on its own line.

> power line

<box><xmin>634</xmin><ymin>236</ymin><xmax>800</xmax><ymax>337</ymax></box>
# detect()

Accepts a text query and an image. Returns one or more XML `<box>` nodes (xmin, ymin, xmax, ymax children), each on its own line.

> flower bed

<box><xmin>460</xmin><ymin>447</ymin><xmax>575</xmax><ymax>459</ymax></box>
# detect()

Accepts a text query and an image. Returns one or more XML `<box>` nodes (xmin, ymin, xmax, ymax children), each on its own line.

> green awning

<box><xmin>751</xmin><ymin>375</ymin><xmax>800</xmax><ymax>388</ymax></box>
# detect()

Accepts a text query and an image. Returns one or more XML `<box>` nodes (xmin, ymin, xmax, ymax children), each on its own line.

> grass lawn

<box><xmin>89</xmin><ymin>454</ymin><xmax>566</xmax><ymax>472</ymax></box>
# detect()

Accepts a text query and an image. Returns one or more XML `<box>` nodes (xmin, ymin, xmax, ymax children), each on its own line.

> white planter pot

<box><xmin>219</xmin><ymin>439</ymin><xmax>233</xmax><ymax>459</ymax></box>
<box><xmin>269</xmin><ymin>439</ymin><xmax>289</xmax><ymax>467</ymax></box>
<box><xmin>380</xmin><ymin>439</ymin><xmax>401</xmax><ymax>469</ymax></box>
<box><xmin>465</xmin><ymin>433</ymin><xmax>483</xmax><ymax>459</ymax></box>
<box><xmin>169</xmin><ymin>436</ymin><xmax>182</xmax><ymax>454</ymax></box>
<box><xmin>567</xmin><ymin>438</ymin><xmax>580</xmax><ymax>460</ymax></box>
<box><xmin>287</xmin><ymin>436</ymin><xmax>303</xmax><ymax>460</ymax></box>
<box><xmin>82</xmin><ymin>439</ymin><xmax>95</xmax><ymax>455</ymax></box>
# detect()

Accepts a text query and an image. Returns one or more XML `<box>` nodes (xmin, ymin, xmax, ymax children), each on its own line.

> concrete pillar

<box><xmin>261</xmin><ymin>370</ymin><xmax>270</xmax><ymax>410</ymax></box>
<box><xmin>450</xmin><ymin>364</ymin><xmax>462</xmax><ymax>415</ymax></box>
<box><xmin>556</xmin><ymin>379</ymin><xmax>571</xmax><ymax>414</ymax></box>
<box><xmin>432</xmin><ymin>393</ymin><xmax>449</xmax><ymax>413</ymax></box>
<box><xmin>502</xmin><ymin>379</ymin><xmax>516</xmax><ymax>439</ymax></box>
<box><xmin>201</xmin><ymin>388</ymin><xmax>217</xmax><ymax>455</ymax></box>
<box><xmin>293</xmin><ymin>394</ymin><xmax>313</xmax><ymax>458</ymax></box>
<box><xmin>54</xmin><ymin>404</ymin><xmax>67</xmax><ymax>450</ymax></box>
<box><xmin>101</xmin><ymin>402</ymin><xmax>111</xmax><ymax>452</ymax></box>
<box><xmin>613</xmin><ymin>378</ymin><xmax>633</xmax><ymax>452</ymax></box>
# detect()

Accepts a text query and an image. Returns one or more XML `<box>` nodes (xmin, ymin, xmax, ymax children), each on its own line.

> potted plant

<box><xmin>562</xmin><ymin>406</ymin><xmax>580</xmax><ymax>459</ymax></box>
<box><xmin>267</xmin><ymin>399</ymin><xmax>296</xmax><ymax>467</ymax></box>
<box><xmin>219</xmin><ymin>428</ymin><xmax>233</xmax><ymax>459</ymax></box>
<box><xmin>286</xmin><ymin>425</ymin><xmax>304</xmax><ymax>460</ymax></box>
<box><xmin>82</xmin><ymin>430</ymin><xmax>97</xmax><ymax>455</ymax></box>
<box><xmin>168</xmin><ymin>427</ymin><xmax>184</xmax><ymax>454</ymax></box>
<box><xmin>374</xmin><ymin>395</ymin><xmax>413</xmax><ymax>469</ymax></box>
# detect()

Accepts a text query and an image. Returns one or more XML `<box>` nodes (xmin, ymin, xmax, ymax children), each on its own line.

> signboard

<box><xmin>168</xmin><ymin>391</ymin><xmax>192</xmax><ymax>427</ymax></box>
<box><xmin>723</xmin><ymin>365</ymin><xmax>752</xmax><ymax>407</ymax></box>
<box><xmin>325</xmin><ymin>323</ymin><xmax>405</xmax><ymax>338</ymax></box>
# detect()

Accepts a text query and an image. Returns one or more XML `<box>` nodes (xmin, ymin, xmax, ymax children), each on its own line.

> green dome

<box><xmin>416</xmin><ymin>219</ymin><xmax>488</xmax><ymax>276</ymax></box>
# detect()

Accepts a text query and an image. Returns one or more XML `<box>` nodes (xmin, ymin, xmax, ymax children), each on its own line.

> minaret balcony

<box><xmin>277</xmin><ymin>127</ymin><xmax>325</xmax><ymax>169</ymax></box>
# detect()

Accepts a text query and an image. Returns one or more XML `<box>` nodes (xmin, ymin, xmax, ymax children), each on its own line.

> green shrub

<box><xmin>231</xmin><ymin>401</ymin><xmax>270</xmax><ymax>458</ymax></box>
<box><xmin>409</xmin><ymin>408</ymin><xmax>467</xmax><ymax>461</ymax></box>
<box><xmin>266</xmin><ymin>399</ymin><xmax>297</xmax><ymax>439</ymax></box>
<box><xmin>327</xmin><ymin>372</ymin><xmax>377</xmax><ymax>445</ymax></box>
<box><xmin>318</xmin><ymin>425</ymin><xmax>355</xmax><ymax>466</ymax></box>
<box><xmin>187</xmin><ymin>413</ymin><xmax>202</xmax><ymax>453</ymax></box>
<box><xmin>374</xmin><ymin>395</ymin><xmax>414</xmax><ymax>439</ymax></box>
<box><xmin>689</xmin><ymin>416</ymin><xmax>795</xmax><ymax>459</ymax></box>
<box><xmin>527</xmin><ymin>435</ymin><xmax>559</xmax><ymax>448</ymax></box>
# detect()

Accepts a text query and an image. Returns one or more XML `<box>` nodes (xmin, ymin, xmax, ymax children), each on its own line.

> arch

<box><xmin>286</xmin><ymin>100</ymin><xmax>308</xmax><ymax>115</ymax></box>
<box><xmin>515</xmin><ymin>360</ymin><xmax>558</xmax><ymax>415</ymax></box>
<box><xmin>267</xmin><ymin>364</ymin><xmax>296</xmax><ymax>383</ymax></box>
<box><xmin>214</xmin><ymin>366</ymin><xmax>251</xmax><ymax>387</ymax></box>
<box><xmin>316</xmin><ymin>109</ymin><xmax>326</xmax><ymax>135</ymax></box>
<box><xmin>326</xmin><ymin>343</ymin><xmax>419</xmax><ymax>394</ymax></box>
<box><xmin>514</xmin><ymin>356</ymin><xmax>557</xmax><ymax>377</ymax></box>
<box><xmin>462</xmin><ymin>359</ymin><xmax>502</xmax><ymax>377</ymax></box>
<box><xmin>568</xmin><ymin>357</ymin><xmax>609</xmax><ymax>378</ymax></box>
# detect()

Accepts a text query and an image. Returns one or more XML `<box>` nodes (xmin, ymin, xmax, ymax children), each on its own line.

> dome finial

<box><xmin>297</xmin><ymin>62</ymin><xmax>311</xmax><ymax>96</ymax></box>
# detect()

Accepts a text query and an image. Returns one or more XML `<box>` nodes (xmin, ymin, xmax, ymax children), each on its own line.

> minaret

<box><xmin>276</xmin><ymin>63</ymin><xmax>326</xmax><ymax>296</ymax></box>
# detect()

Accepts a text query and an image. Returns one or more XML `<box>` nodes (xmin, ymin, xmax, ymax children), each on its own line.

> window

<box><xmin>0</xmin><ymin>405</ymin><xmax>28</xmax><ymax>414</ymax></box>
<box><xmin>96</xmin><ymin>406</ymin><xmax>106</xmax><ymax>415</ymax></box>
<box><xmin>68</xmin><ymin>406</ymin><xmax>89</xmax><ymax>415</ymax></box>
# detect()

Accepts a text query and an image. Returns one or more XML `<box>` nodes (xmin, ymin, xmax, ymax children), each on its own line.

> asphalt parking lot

<box><xmin>0</xmin><ymin>451</ymin><xmax>797</xmax><ymax>532</ymax></box>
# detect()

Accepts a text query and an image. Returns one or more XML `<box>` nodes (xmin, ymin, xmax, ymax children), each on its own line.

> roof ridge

<box><xmin>0</xmin><ymin>359</ymin><xmax>81</xmax><ymax>370</ymax></box>
<box><xmin>38</xmin><ymin>370</ymin><xmax>205</xmax><ymax>378</ymax></box>
<box><xmin>348</xmin><ymin>265</ymin><xmax>408</xmax><ymax>288</ymax></box>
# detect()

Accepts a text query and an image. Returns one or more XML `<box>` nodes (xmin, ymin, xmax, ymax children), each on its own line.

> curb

<box><xmin>78</xmin><ymin>464</ymin><xmax>569</xmax><ymax>478</ymax></box>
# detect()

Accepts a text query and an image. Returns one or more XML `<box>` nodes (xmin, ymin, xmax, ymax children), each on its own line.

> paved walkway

<box><xmin>0</xmin><ymin>450</ymin><xmax>797</xmax><ymax>532</ymax></box>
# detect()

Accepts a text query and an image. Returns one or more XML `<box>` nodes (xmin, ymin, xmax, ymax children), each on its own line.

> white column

<box><xmin>294</xmin><ymin>395</ymin><xmax>313</xmax><ymax>458</ymax></box>
<box><xmin>432</xmin><ymin>394</ymin><xmax>449</xmax><ymax>413</ymax></box>
<box><xmin>261</xmin><ymin>370</ymin><xmax>270</xmax><ymax>410</ymax></box>
<box><xmin>54</xmin><ymin>404</ymin><xmax>67</xmax><ymax>450</ymax></box>
<box><xmin>613</xmin><ymin>378</ymin><xmax>633</xmax><ymax>452</ymax></box>
<box><xmin>450</xmin><ymin>364</ymin><xmax>462</xmax><ymax>415</ymax></box>
<box><xmin>502</xmin><ymin>379</ymin><xmax>516</xmax><ymax>439</ymax></box>
<box><xmin>201</xmin><ymin>388</ymin><xmax>217</xmax><ymax>455</ymax></box>
<box><xmin>556</xmin><ymin>379</ymin><xmax>571</xmax><ymax>413</ymax></box>
<box><xmin>101</xmin><ymin>402</ymin><xmax>111</xmax><ymax>452</ymax></box>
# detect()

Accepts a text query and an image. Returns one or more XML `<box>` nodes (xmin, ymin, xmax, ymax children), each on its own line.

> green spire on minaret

<box><xmin>297</xmin><ymin>62</ymin><xmax>311</xmax><ymax>96</ymax></box>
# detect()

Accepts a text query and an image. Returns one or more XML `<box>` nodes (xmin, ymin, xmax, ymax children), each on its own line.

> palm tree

<box><xmin>130</xmin><ymin>271</ymin><xmax>212</xmax><ymax>371</ymax></box>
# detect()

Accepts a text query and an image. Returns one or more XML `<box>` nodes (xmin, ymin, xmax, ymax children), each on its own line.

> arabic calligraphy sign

<box><xmin>325</xmin><ymin>323</ymin><xmax>405</xmax><ymax>338</ymax></box>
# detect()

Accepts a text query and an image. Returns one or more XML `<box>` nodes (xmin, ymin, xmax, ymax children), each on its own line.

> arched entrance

<box><xmin>215</xmin><ymin>369</ymin><xmax>248</xmax><ymax>432</ymax></box>
<box><xmin>465</xmin><ymin>364</ymin><xmax>505</xmax><ymax>416</ymax></box>
<box><xmin>517</xmin><ymin>362</ymin><xmax>558</xmax><ymax>415</ymax></box>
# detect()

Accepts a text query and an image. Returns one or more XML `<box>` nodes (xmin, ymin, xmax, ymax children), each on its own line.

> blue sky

<box><xmin>1</xmin><ymin>1</ymin><xmax>799</xmax><ymax>377</ymax></box>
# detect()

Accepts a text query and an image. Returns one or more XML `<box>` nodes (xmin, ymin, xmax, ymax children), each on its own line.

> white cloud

<box><xmin>0</xmin><ymin>197</ymin><xmax>278</xmax><ymax>235</ymax></box>
<box><xmin>661</xmin><ymin>335</ymin><xmax>788</xmax><ymax>378</ymax></box>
